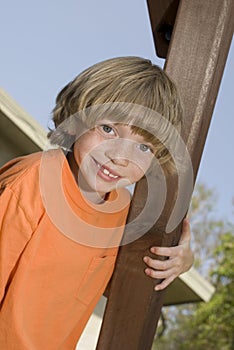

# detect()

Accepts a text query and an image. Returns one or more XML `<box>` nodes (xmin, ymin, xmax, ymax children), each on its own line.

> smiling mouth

<box><xmin>93</xmin><ymin>159</ymin><xmax>121</xmax><ymax>179</ymax></box>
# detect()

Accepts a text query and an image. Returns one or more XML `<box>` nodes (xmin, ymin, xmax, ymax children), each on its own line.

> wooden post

<box><xmin>96</xmin><ymin>1</ymin><xmax>234</xmax><ymax>349</ymax></box>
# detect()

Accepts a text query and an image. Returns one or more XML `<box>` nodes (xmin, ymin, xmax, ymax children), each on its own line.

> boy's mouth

<box><xmin>93</xmin><ymin>158</ymin><xmax>121</xmax><ymax>180</ymax></box>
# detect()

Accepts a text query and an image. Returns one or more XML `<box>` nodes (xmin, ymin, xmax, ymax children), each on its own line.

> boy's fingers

<box><xmin>150</xmin><ymin>219</ymin><xmax>191</xmax><ymax>256</ymax></box>
<box><xmin>150</xmin><ymin>246</ymin><xmax>175</xmax><ymax>257</ymax></box>
<box><xmin>144</xmin><ymin>267</ymin><xmax>175</xmax><ymax>280</ymax></box>
<box><xmin>143</xmin><ymin>256</ymin><xmax>175</xmax><ymax>270</ymax></box>
<box><xmin>154</xmin><ymin>275</ymin><xmax>175</xmax><ymax>291</ymax></box>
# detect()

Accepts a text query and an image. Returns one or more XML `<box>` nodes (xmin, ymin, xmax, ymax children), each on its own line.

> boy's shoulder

<box><xmin>0</xmin><ymin>151</ymin><xmax>43</xmax><ymax>190</ymax></box>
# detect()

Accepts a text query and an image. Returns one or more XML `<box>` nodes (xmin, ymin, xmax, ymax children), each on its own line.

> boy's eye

<box><xmin>139</xmin><ymin>144</ymin><xmax>151</xmax><ymax>153</ymax></box>
<box><xmin>101</xmin><ymin>125</ymin><xmax>115</xmax><ymax>135</ymax></box>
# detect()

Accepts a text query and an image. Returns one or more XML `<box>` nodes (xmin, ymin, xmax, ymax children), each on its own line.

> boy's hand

<box><xmin>143</xmin><ymin>218</ymin><xmax>194</xmax><ymax>291</ymax></box>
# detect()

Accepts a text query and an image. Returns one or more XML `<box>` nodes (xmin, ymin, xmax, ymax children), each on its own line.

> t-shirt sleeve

<box><xmin>0</xmin><ymin>187</ymin><xmax>33</xmax><ymax>303</ymax></box>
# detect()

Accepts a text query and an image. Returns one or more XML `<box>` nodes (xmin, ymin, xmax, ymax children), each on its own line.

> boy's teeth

<box><xmin>109</xmin><ymin>173</ymin><xmax>118</xmax><ymax>178</ymax></box>
<box><xmin>95</xmin><ymin>160</ymin><xmax>118</xmax><ymax>178</ymax></box>
<box><xmin>101</xmin><ymin>166</ymin><xmax>118</xmax><ymax>179</ymax></box>
<box><xmin>103</xmin><ymin>168</ymin><xmax>110</xmax><ymax>175</ymax></box>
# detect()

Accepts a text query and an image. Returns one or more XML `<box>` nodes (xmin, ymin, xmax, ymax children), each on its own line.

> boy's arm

<box><xmin>0</xmin><ymin>188</ymin><xmax>33</xmax><ymax>303</ymax></box>
<box><xmin>143</xmin><ymin>218</ymin><xmax>194</xmax><ymax>291</ymax></box>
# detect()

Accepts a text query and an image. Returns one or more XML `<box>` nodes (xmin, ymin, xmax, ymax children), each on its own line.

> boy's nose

<box><xmin>110</xmin><ymin>157</ymin><xmax>129</xmax><ymax>167</ymax></box>
<box><xmin>104</xmin><ymin>147</ymin><xmax>130</xmax><ymax>167</ymax></box>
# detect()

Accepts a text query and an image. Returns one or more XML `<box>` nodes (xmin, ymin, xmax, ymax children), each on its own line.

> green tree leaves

<box><xmin>152</xmin><ymin>184</ymin><xmax>234</xmax><ymax>350</ymax></box>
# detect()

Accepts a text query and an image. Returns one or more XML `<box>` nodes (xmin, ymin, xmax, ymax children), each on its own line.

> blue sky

<box><xmin>1</xmin><ymin>0</ymin><xmax>233</xmax><ymax>222</ymax></box>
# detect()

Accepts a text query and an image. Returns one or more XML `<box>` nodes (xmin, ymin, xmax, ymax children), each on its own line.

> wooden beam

<box><xmin>96</xmin><ymin>1</ymin><xmax>234</xmax><ymax>349</ymax></box>
<box><xmin>147</xmin><ymin>0</ymin><xmax>180</xmax><ymax>58</ymax></box>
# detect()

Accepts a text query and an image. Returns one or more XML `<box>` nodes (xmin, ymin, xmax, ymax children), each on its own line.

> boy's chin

<box><xmin>115</xmin><ymin>178</ymin><xmax>132</xmax><ymax>189</ymax></box>
<box><xmin>96</xmin><ymin>178</ymin><xmax>132</xmax><ymax>194</ymax></box>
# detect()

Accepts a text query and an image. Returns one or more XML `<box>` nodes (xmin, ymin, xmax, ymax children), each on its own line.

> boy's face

<box><xmin>73</xmin><ymin>121</ymin><xmax>155</xmax><ymax>200</ymax></box>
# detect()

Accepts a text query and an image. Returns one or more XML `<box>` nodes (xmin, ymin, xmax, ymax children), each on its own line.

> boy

<box><xmin>0</xmin><ymin>57</ymin><xmax>193</xmax><ymax>349</ymax></box>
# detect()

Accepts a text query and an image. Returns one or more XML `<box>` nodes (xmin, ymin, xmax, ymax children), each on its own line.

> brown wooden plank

<box><xmin>96</xmin><ymin>1</ymin><xmax>234</xmax><ymax>349</ymax></box>
<box><xmin>147</xmin><ymin>0</ymin><xmax>180</xmax><ymax>58</ymax></box>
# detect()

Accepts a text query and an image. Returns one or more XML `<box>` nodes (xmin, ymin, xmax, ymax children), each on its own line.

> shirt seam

<box><xmin>4</xmin><ymin>156</ymin><xmax>42</xmax><ymax>192</ymax></box>
<box><xmin>4</xmin><ymin>186</ymin><xmax>37</xmax><ymax>231</ymax></box>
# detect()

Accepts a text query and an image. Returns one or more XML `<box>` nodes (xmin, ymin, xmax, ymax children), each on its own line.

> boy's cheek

<box><xmin>136</xmin><ymin>160</ymin><xmax>154</xmax><ymax>178</ymax></box>
<box><xmin>133</xmin><ymin>153</ymin><xmax>153</xmax><ymax>168</ymax></box>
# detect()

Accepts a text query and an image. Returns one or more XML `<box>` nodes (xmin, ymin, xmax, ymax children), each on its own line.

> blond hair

<box><xmin>49</xmin><ymin>56</ymin><xmax>183</xmax><ymax>173</ymax></box>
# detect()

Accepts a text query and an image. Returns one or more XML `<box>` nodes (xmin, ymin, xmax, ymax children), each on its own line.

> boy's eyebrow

<box><xmin>96</xmin><ymin>121</ymin><xmax>129</xmax><ymax>126</ymax></box>
<box><xmin>95</xmin><ymin>121</ymin><xmax>157</xmax><ymax>148</ymax></box>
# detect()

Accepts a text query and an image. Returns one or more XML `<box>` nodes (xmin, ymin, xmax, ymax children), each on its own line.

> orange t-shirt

<box><xmin>0</xmin><ymin>149</ymin><xmax>130</xmax><ymax>350</ymax></box>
